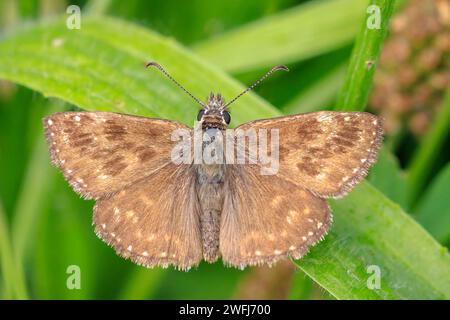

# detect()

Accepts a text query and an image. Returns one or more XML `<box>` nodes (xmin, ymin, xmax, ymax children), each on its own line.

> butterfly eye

<box><xmin>197</xmin><ymin>109</ymin><xmax>205</xmax><ymax>121</ymax></box>
<box><xmin>222</xmin><ymin>111</ymin><xmax>231</xmax><ymax>124</ymax></box>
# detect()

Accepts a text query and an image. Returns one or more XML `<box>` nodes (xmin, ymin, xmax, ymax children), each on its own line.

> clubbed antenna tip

<box><xmin>223</xmin><ymin>65</ymin><xmax>289</xmax><ymax>109</ymax></box>
<box><xmin>273</xmin><ymin>65</ymin><xmax>289</xmax><ymax>72</ymax></box>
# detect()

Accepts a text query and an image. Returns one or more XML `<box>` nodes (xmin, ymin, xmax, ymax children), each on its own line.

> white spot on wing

<box><xmin>47</xmin><ymin>119</ymin><xmax>53</xmax><ymax>126</ymax></box>
<box><xmin>255</xmin><ymin>250</ymin><xmax>262</xmax><ymax>256</ymax></box>
<box><xmin>127</xmin><ymin>245</ymin><xmax>133</xmax><ymax>252</ymax></box>
<box><xmin>74</xmin><ymin>115</ymin><xmax>81</xmax><ymax>122</ymax></box>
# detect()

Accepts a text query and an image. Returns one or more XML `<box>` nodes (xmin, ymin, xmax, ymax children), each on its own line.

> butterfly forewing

<box><xmin>237</xmin><ymin>111</ymin><xmax>383</xmax><ymax>198</ymax></box>
<box><xmin>94</xmin><ymin>162</ymin><xmax>203</xmax><ymax>270</ymax></box>
<box><xmin>43</xmin><ymin>112</ymin><xmax>189</xmax><ymax>199</ymax></box>
<box><xmin>220</xmin><ymin>165</ymin><xmax>331</xmax><ymax>268</ymax></box>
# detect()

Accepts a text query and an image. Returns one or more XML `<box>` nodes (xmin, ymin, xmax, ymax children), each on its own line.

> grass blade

<box><xmin>0</xmin><ymin>200</ymin><xmax>28</xmax><ymax>299</ymax></box>
<box><xmin>407</xmin><ymin>88</ymin><xmax>450</xmax><ymax>209</ymax></box>
<box><xmin>11</xmin><ymin>138</ymin><xmax>56</xmax><ymax>264</ymax></box>
<box><xmin>194</xmin><ymin>0</ymin><xmax>367</xmax><ymax>73</ymax></box>
<box><xmin>414</xmin><ymin>163</ymin><xmax>450</xmax><ymax>245</ymax></box>
<box><xmin>283</xmin><ymin>63</ymin><xmax>346</xmax><ymax>114</ymax></box>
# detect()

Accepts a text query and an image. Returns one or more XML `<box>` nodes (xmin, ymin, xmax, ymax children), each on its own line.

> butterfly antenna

<box><xmin>146</xmin><ymin>62</ymin><xmax>206</xmax><ymax>108</ymax></box>
<box><xmin>223</xmin><ymin>65</ymin><xmax>289</xmax><ymax>109</ymax></box>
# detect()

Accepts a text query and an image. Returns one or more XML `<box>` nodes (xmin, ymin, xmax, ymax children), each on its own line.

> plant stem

<box><xmin>407</xmin><ymin>88</ymin><xmax>450</xmax><ymax>209</ymax></box>
<box><xmin>335</xmin><ymin>0</ymin><xmax>395</xmax><ymax>111</ymax></box>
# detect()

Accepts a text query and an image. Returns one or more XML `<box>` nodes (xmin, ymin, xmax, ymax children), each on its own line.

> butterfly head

<box><xmin>197</xmin><ymin>93</ymin><xmax>230</xmax><ymax>130</ymax></box>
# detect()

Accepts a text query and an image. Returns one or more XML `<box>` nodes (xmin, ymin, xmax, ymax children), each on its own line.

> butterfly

<box><xmin>43</xmin><ymin>62</ymin><xmax>383</xmax><ymax>271</ymax></box>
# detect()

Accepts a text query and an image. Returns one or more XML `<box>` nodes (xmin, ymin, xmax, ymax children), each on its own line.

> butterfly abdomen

<box><xmin>195</xmin><ymin>164</ymin><xmax>225</xmax><ymax>263</ymax></box>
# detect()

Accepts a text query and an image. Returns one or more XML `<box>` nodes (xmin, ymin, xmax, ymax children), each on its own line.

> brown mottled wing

<box><xmin>94</xmin><ymin>162</ymin><xmax>202</xmax><ymax>270</ymax></box>
<box><xmin>236</xmin><ymin>111</ymin><xmax>383</xmax><ymax>198</ymax></box>
<box><xmin>220</xmin><ymin>165</ymin><xmax>331</xmax><ymax>268</ymax></box>
<box><xmin>43</xmin><ymin>112</ymin><xmax>188</xmax><ymax>199</ymax></box>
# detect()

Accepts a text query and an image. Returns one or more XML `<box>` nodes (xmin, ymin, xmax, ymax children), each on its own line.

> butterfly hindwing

<box><xmin>43</xmin><ymin>112</ymin><xmax>189</xmax><ymax>199</ymax></box>
<box><xmin>219</xmin><ymin>165</ymin><xmax>331</xmax><ymax>268</ymax></box>
<box><xmin>236</xmin><ymin>111</ymin><xmax>383</xmax><ymax>198</ymax></box>
<box><xmin>94</xmin><ymin>162</ymin><xmax>203</xmax><ymax>271</ymax></box>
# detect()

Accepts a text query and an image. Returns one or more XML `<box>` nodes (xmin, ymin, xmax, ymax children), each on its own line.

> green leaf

<box><xmin>414</xmin><ymin>164</ymin><xmax>450</xmax><ymax>245</ymax></box>
<box><xmin>288</xmin><ymin>270</ymin><xmax>314</xmax><ymax>300</ymax></box>
<box><xmin>368</xmin><ymin>147</ymin><xmax>408</xmax><ymax>209</ymax></box>
<box><xmin>335</xmin><ymin>0</ymin><xmax>395</xmax><ymax>111</ymax></box>
<box><xmin>194</xmin><ymin>0</ymin><xmax>367</xmax><ymax>73</ymax></box>
<box><xmin>295</xmin><ymin>182</ymin><xmax>450</xmax><ymax>299</ymax></box>
<box><xmin>0</xmin><ymin>17</ymin><xmax>280</xmax><ymax>128</ymax></box>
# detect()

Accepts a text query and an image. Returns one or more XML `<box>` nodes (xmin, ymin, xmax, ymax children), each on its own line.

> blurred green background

<box><xmin>0</xmin><ymin>0</ymin><xmax>449</xmax><ymax>300</ymax></box>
